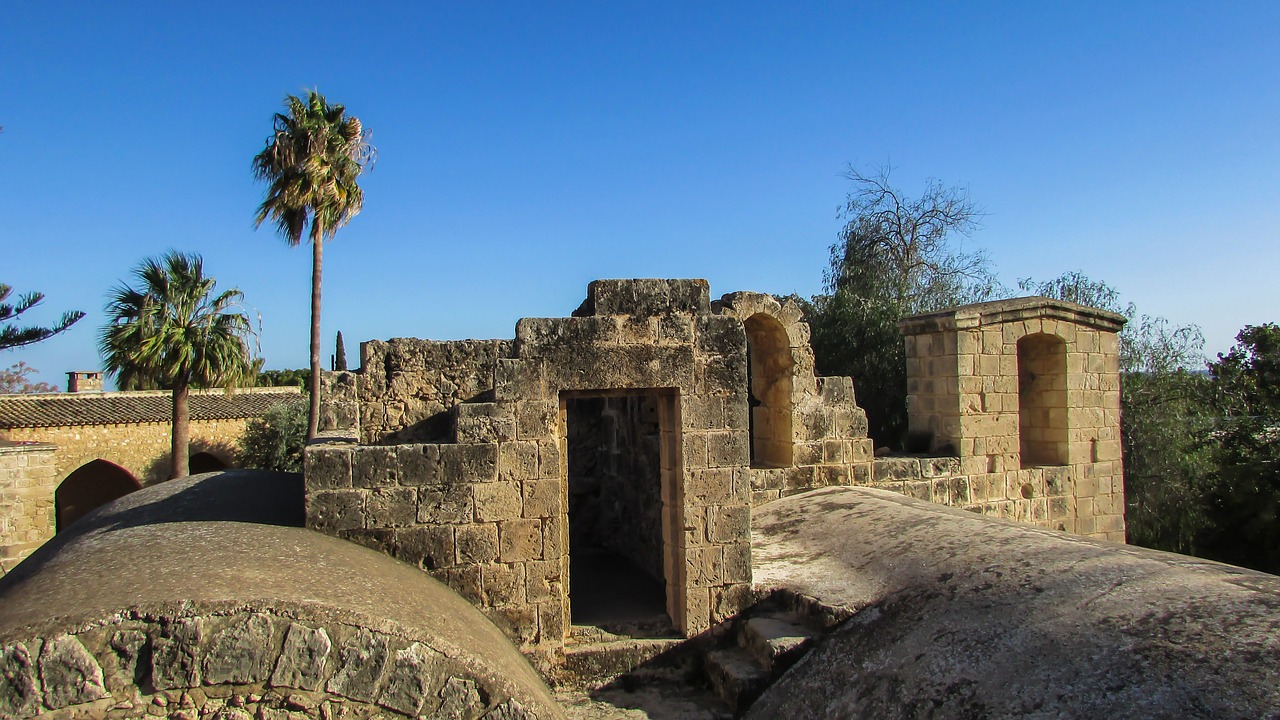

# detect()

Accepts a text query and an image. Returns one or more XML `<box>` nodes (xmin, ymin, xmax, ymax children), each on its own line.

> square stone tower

<box><xmin>897</xmin><ymin>297</ymin><xmax>1127</xmax><ymax>539</ymax></box>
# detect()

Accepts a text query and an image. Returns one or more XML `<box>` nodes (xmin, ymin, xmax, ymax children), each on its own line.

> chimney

<box><xmin>67</xmin><ymin>371</ymin><xmax>104</xmax><ymax>393</ymax></box>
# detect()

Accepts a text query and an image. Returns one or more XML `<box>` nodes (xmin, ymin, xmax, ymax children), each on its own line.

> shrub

<box><xmin>239</xmin><ymin>399</ymin><xmax>307</xmax><ymax>472</ymax></box>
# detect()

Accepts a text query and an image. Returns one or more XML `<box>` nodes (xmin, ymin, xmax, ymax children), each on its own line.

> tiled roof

<box><xmin>0</xmin><ymin>389</ymin><xmax>303</xmax><ymax>429</ymax></box>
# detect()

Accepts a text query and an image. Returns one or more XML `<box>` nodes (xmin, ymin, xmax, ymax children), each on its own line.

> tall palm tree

<box><xmin>253</xmin><ymin>90</ymin><xmax>374</xmax><ymax>439</ymax></box>
<box><xmin>100</xmin><ymin>252</ymin><xmax>254</xmax><ymax>480</ymax></box>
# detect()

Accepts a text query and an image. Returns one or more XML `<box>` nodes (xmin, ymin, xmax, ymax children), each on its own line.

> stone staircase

<box><xmin>703</xmin><ymin>613</ymin><xmax>819</xmax><ymax>714</ymax></box>
<box><xmin>550</xmin><ymin>592</ymin><xmax>845</xmax><ymax>718</ymax></box>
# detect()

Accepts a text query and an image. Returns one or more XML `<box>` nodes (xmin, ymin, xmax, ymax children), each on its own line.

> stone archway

<box><xmin>743</xmin><ymin>313</ymin><xmax>794</xmax><ymax>468</ymax></box>
<box><xmin>189</xmin><ymin>451</ymin><xmax>230</xmax><ymax>475</ymax></box>
<box><xmin>55</xmin><ymin>460</ymin><xmax>141</xmax><ymax>532</ymax></box>
<box><xmin>1017</xmin><ymin>333</ymin><xmax>1069</xmax><ymax>467</ymax></box>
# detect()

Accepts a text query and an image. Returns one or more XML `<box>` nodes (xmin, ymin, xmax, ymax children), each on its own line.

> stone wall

<box><xmin>308</xmin><ymin>281</ymin><xmax>1130</xmax><ymax>658</ymax></box>
<box><xmin>1</xmin><ymin>418</ymin><xmax>249</xmax><ymax>488</ymax></box>
<box><xmin>357</xmin><ymin>339</ymin><xmax>515</xmax><ymax>444</ymax></box>
<box><xmin>897</xmin><ymin>297</ymin><xmax>1127</xmax><ymax>540</ymax></box>
<box><xmin>0</xmin><ymin>611</ymin><xmax>544</xmax><ymax>720</ymax></box>
<box><xmin>0</xmin><ymin>442</ymin><xmax>56</xmax><ymax>575</ymax></box>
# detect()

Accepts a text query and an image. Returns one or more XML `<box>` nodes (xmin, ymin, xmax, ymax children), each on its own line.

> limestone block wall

<box><xmin>310</xmin><ymin>282</ymin><xmax>1114</xmax><ymax>659</ymax></box>
<box><xmin>0</xmin><ymin>442</ymin><xmax>56</xmax><ymax>575</ymax></box>
<box><xmin>307</xmin><ymin>281</ymin><xmax>880</xmax><ymax>655</ymax></box>
<box><xmin>897</xmin><ymin>297</ymin><xmax>1127</xmax><ymax>540</ymax></box>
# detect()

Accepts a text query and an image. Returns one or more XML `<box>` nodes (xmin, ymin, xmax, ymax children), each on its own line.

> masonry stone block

<box><xmin>152</xmin><ymin>617</ymin><xmax>204</xmax><ymax>690</ymax></box>
<box><xmin>36</xmin><ymin>634</ymin><xmax>106</xmax><ymax>710</ymax></box>
<box><xmin>307</xmin><ymin>490</ymin><xmax>364</xmax><ymax>533</ymax></box>
<box><xmin>0</xmin><ymin>642</ymin><xmax>39</xmax><ymax>718</ymax></box>
<box><xmin>305</xmin><ymin>446</ymin><xmax>353</xmax><ymax>490</ymax></box>
<box><xmin>482</xmin><ymin>563</ymin><xmax>528</xmax><ymax>607</ymax></box>
<box><xmin>418</xmin><ymin>484</ymin><xmax>474</xmax><ymax>525</ymax></box>
<box><xmin>707</xmin><ymin>431</ymin><xmax>748</xmax><ymax>468</ymax></box>
<box><xmin>397</xmin><ymin>444</ymin><xmax>441</xmax><ymax>486</ymax></box>
<box><xmin>455</xmin><ymin>524</ymin><xmax>499</xmax><ymax>565</ymax></box>
<box><xmin>473</xmin><ymin>482</ymin><xmax>523</xmax><ymax>523</ymax></box>
<box><xmin>367</xmin><ymin>486</ymin><xmax>417</xmax><ymax>528</ymax></box>
<box><xmin>499</xmin><ymin>519</ymin><xmax>543</xmax><ymax>562</ymax></box>
<box><xmin>515</xmin><ymin>402</ymin><xmax>558</xmax><ymax>441</ymax></box>
<box><xmin>498</xmin><ymin>441</ymin><xmax>539</xmax><ymax>482</ymax></box>
<box><xmin>377</xmin><ymin>642</ymin><xmax>439</xmax><ymax>716</ymax></box>
<box><xmin>202</xmin><ymin>614</ymin><xmax>277</xmax><ymax>686</ymax></box>
<box><xmin>352</xmin><ymin>445</ymin><xmax>399</xmax><ymax>488</ymax></box>
<box><xmin>440</xmin><ymin>443</ymin><xmax>499</xmax><ymax>483</ymax></box>
<box><xmin>494</xmin><ymin>359</ymin><xmax>547</xmax><ymax>403</ymax></box>
<box><xmin>521</xmin><ymin>479</ymin><xmax>561</xmax><ymax>519</ymax></box>
<box><xmin>395</xmin><ymin>526</ymin><xmax>456</xmax><ymax>570</ymax></box>
<box><xmin>327</xmin><ymin>629</ymin><xmax>389</xmax><ymax>703</ymax></box>
<box><xmin>270</xmin><ymin>623</ymin><xmax>331</xmax><ymax>691</ymax></box>
<box><xmin>525</xmin><ymin>559</ymin><xmax>563</xmax><ymax>604</ymax></box>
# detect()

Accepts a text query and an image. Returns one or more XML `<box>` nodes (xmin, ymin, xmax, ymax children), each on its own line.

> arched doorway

<box><xmin>189</xmin><ymin>451</ymin><xmax>229</xmax><ymax>475</ymax></box>
<box><xmin>743</xmin><ymin>313</ymin><xmax>794</xmax><ymax>467</ymax></box>
<box><xmin>1017</xmin><ymin>333</ymin><xmax>1069</xmax><ymax>467</ymax></box>
<box><xmin>55</xmin><ymin>460</ymin><xmax>141</xmax><ymax>532</ymax></box>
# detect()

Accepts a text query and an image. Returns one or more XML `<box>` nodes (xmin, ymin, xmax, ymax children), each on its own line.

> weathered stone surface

<box><xmin>0</xmin><ymin>642</ymin><xmax>40</xmax><ymax>718</ymax></box>
<box><xmin>437</xmin><ymin>676</ymin><xmax>484</xmax><ymax>719</ymax></box>
<box><xmin>270</xmin><ymin>623</ymin><xmax>331</xmax><ymax>691</ymax></box>
<box><xmin>377</xmin><ymin>642</ymin><xmax>438</xmax><ymax>716</ymax></box>
<box><xmin>749</xmin><ymin>487</ymin><xmax>1280</xmax><ymax>720</ymax></box>
<box><xmin>152</xmin><ymin>617</ymin><xmax>204</xmax><ymax>690</ymax></box>
<box><xmin>202</xmin><ymin>613</ymin><xmax>277</xmax><ymax>685</ymax></box>
<box><xmin>326</xmin><ymin>628</ymin><xmax>389</xmax><ymax>703</ymax></box>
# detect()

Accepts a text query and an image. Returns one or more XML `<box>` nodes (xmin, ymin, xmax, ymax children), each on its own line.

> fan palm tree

<box><xmin>253</xmin><ymin>90</ymin><xmax>374</xmax><ymax>439</ymax></box>
<box><xmin>100</xmin><ymin>252</ymin><xmax>255</xmax><ymax>480</ymax></box>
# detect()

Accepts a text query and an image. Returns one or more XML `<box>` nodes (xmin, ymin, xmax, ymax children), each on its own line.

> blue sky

<box><xmin>3</xmin><ymin>2</ymin><xmax>1278</xmax><ymax>388</ymax></box>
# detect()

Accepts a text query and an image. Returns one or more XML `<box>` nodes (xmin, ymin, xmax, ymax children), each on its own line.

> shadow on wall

<box><xmin>139</xmin><ymin>438</ymin><xmax>239</xmax><ymax>485</ymax></box>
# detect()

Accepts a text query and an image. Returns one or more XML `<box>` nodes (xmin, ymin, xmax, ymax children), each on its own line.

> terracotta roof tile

<box><xmin>0</xmin><ymin>389</ymin><xmax>303</xmax><ymax>429</ymax></box>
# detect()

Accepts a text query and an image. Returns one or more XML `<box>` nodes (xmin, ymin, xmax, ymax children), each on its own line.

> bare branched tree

<box><xmin>828</xmin><ymin>165</ymin><xmax>1000</xmax><ymax>314</ymax></box>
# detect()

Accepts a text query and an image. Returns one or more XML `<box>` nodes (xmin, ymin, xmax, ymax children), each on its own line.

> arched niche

<box><xmin>55</xmin><ymin>460</ymin><xmax>141</xmax><ymax>532</ymax></box>
<box><xmin>743</xmin><ymin>313</ymin><xmax>794</xmax><ymax>467</ymax></box>
<box><xmin>1017</xmin><ymin>333</ymin><xmax>1068</xmax><ymax>467</ymax></box>
<box><xmin>189</xmin><ymin>451</ymin><xmax>230</xmax><ymax>475</ymax></box>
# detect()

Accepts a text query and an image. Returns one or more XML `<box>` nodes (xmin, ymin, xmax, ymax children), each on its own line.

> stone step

<box><xmin>558</xmin><ymin>637</ymin><xmax>685</xmax><ymax>689</ymax></box>
<box><xmin>739</xmin><ymin>615</ymin><xmax>816</xmax><ymax>673</ymax></box>
<box><xmin>704</xmin><ymin>646</ymin><xmax>770</xmax><ymax>714</ymax></box>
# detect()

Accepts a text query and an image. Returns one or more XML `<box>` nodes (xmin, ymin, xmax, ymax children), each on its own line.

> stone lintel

<box><xmin>898</xmin><ymin>296</ymin><xmax>1127</xmax><ymax>336</ymax></box>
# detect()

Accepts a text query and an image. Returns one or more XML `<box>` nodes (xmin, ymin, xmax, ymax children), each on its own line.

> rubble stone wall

<box><xmin>0</xmin><ymin>443</ymin><xmax>56</xmax><ymax>575</ymax></box>
<box><xmin>357</xmin><ymin>339</ymin><xmax>514</xmax><ymax>444</ymax></box>
<box><xmin>0</xmin><ymin>612</ymin><xmax>542</xmax><ymax>720</ymax></box>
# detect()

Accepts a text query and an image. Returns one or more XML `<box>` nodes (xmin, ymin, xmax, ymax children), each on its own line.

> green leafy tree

<box><xmin>253</xmin><ymin>90</ymin><xmax>374</xmax><ymax>440</ymax></box>
<box><xmin>1</xmin><ymin>283</ymin><xmax>84</xmax><ymax>351</ymax></box>
<box><xmin>238</xmin><ymin>399</ymin><xmax>308</xmax><ymax>472</ymax></box>
<box><xmin>1199</xmin><ymin>324</ymin><xmax>1280</xmax><ymax>572</ymax></box>
<box><xmin>806</xmin><ymin>166</ymin><xmax>1001</xmax><ymax>447</ymax></box>
<box><xmin>100</xmin><ymin>253</ymin><xmax>255</xmax><ymax>480</ymax></box>
<box><xmin>256</xmin><ymin>368</ymin><xmax>311</xmax><ymax>388</ymax></box>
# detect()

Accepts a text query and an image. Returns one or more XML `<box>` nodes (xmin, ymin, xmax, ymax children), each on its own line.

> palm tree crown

<box><xmin>253</xmin><ymin>89</ymin><xmax>373</xmax><ymax>439</ymax></box>
<box><xmin>100</xmin><ymin>252</ymin><xmax>254</xmax><ymax>479</ymax></box>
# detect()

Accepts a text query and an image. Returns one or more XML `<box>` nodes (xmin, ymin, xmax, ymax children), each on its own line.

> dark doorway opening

<box><xmin>189</xmin><ymin>451</ymin><xmax>229</xmax><ymax>475</ymax></box>
<box><xmin>565</xmin><ymin>392</ymin><xmax>672</xmax><ymax>633</ymax></box>
<box><xmin>55</xmin><ymin>459</ymin><xmax>141</xmax><ymax>532</ymax></box>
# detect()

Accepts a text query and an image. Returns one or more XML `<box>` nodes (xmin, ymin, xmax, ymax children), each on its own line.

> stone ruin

<box><xmin>304</xmin><ymin>279</ymin><xmax>1127</xmax><ymax>658</ymax></box>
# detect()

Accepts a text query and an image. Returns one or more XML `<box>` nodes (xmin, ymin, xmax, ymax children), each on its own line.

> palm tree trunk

<box><xmin>307</xmin><ymin>221</ymin><xmax>324</xmax><ymax>440</ymax></box>
<box><xmin>171</xmin><ymin>380</ymin><xmax>190</xmax><ymax>480</ymax></box>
